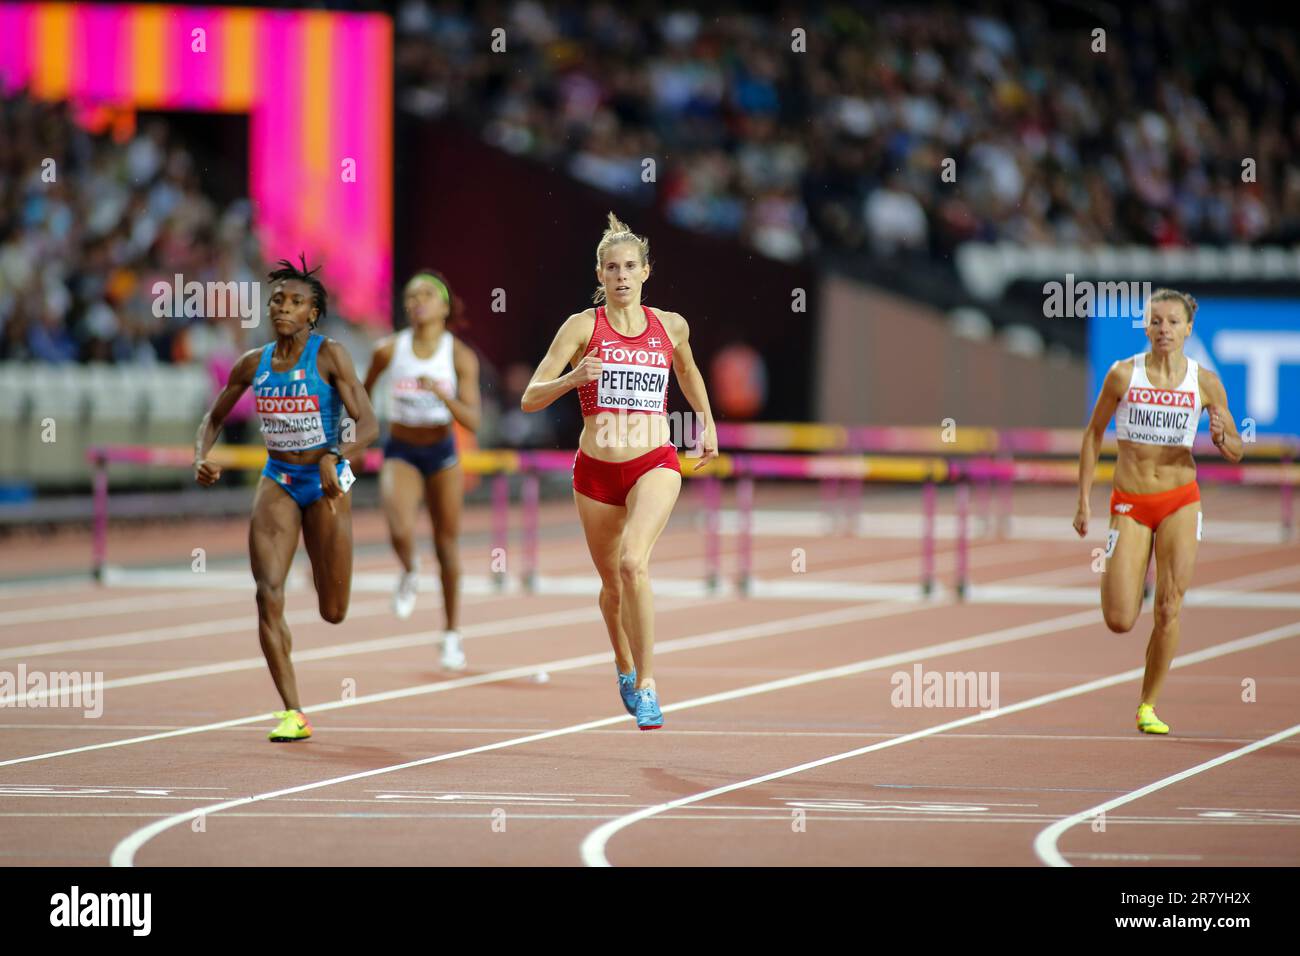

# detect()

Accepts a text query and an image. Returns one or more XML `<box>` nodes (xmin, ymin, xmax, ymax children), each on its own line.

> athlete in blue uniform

<box><xmin>194</xmin><ymin>256</ymin><xmax>379</xmax><ymax>742</ymax></box>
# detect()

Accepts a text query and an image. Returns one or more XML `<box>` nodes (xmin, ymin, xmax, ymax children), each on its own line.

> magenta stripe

<box><xmin>250</xmin><ymin>12</ymin><xmax>303</xmax><ymax>267</ymax></box>
<box><xmin>329</xmin><ymin>16</ymin><xmax>370</xmax><ymax>318</ymax></box>
<box><xmin>161</xmin><ymin>5</ymin><xmax>218</xmax><ymax>109</ymax></box>
<box><xmin>181</xmin><ymin>7</ymin><xmax>223</xmax><ymax>108</ymax></box>
<box><xmin>76</xmin><ymin>4</ymin><xmax>129</xmax><ymax>102</ymax></box>
<box><xmin>365</xmin><ymin>14</ymin><xmax>393</xmax><ymax>321</ymax></box>
<box><xmin>0</xmin><ymin>3</ymin><xmax>393</xmax><ymax>328</ymax></box>
<box><xmin>331</xmin><ymin>17</ymin><xmax>364</xmax><ymax>287</ymax></box>
<box><xmin>0</xmin><ymin>3</ymin><xmax>33</xmax><ymax>95</ymax></box>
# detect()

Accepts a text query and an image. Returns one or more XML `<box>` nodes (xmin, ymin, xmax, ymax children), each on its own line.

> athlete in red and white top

<box><xmin>521</xmin><ymin>212</ymin><xmax>719</xmax><ymax>730</ymax></box>
<box><xmin>1075</xmin><ymin>289</ymin><xmax>1243</xmax><ymax>735</ymax></box>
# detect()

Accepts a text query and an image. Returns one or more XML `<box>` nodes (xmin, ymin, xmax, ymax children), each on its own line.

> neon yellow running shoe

<box><xmin>269</xmin><ymin>709</ymin><xmax>312</xmax><ymax>742</ymax></box>
<box><xmin>1136</xmin><ymin>703</ymin><xmax>1169</xmax><ymax>735</ymax></box>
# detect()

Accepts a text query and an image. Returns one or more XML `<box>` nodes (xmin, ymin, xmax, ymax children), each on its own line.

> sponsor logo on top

<box><xmin>599</xmin><ymin>345</ymin><xmax>668</xmax><ymax>366</ymax></box>
<box><xmin>1128</xmin><ymin>387</ymin><xmax>1194</xmax><ymax>407</ymax></box>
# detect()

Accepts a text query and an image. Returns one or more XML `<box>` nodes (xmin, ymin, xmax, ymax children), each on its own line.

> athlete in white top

<box><xmin>363</xmin><ymin>270</ymin><xmax>481</xmax><ymax>669</ymax></box>
<box><xmin>1075</xmin><ymin>289</ymin><xmax>1243</xmax><ymax>734</ymax></box>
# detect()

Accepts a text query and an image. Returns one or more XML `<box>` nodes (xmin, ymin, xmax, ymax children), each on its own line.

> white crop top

<box><xmin>387</xmin><ymin>329</ymin><xmax>458</xmax><ymax>427</ymax></box>
<box><xmin>1114</xmin><ymin>352</ymin><xmax>1201</xmax><ymax>448</ymax></box>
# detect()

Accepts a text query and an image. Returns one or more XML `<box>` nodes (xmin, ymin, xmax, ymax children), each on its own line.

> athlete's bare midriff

<box><xmin>578</xmin><ymin>412</ymin><xmax>673</xmax><ymax>462</ymax></box>
<box><xmin>390</xmin><ymin>421</ymin><xmax>453</xmax><ymax>446</ymax></box>
<box><xmin>1113</xmin><ymin>441</ymin><xmax>1196</xmax><ymax>495</ymax></box>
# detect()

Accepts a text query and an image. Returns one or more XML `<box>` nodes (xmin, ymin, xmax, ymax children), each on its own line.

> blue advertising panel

<box><xmin>1088</xmin><ymin>298</ymin><xmax>1300</xmax><ymax>435</ymax></box>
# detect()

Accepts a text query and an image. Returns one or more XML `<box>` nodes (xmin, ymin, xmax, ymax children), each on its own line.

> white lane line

<box><xmin>1008</xmin><ymin>514</ymin><xmax>1285</xmax><ymax>544</ymax></box>
<box><xmin>1001</xmin><ymin>557</ymin><xmax>1300</xmax><ymax>591</ymax></box>
<box><xmin>970</xmin><ymin>585</ymin><xmax>1300</xmax><ymax>609</ymax></box>
<box><xmin>0</xmin><ymin>723</ymin><xmax>562</xmax><ymax>733</ymax></box>
<box><xmin>735</xmin><ymin>539</ymin><xmax>1065</xmax><ymax>584</ymax></box>
<box><xmin>964</xmin><ymin>559</ymin><xmax>1300</xmax><ymax>609</ymax></box>
<box><xmin>0</xmin><ymin>793</ymin><xmax>237</xmax><ymax>802</ymax></box>
<box><xmin>365</xmin><ymin>790</ymin><xmax>630</xmax><ymax>797</ymax></box>
<box><xmin>7</xmin><ymin>575</ymin><xmax>1294</xmax><ymax>667</ymax></box>
<box><xmin>0</xmin><ymin>784</ymin><xmax>226</xmax><ymax>790</ymax></box>
<box><xmin>0</xmin><ymin>597</ymin><xmax>391</xmax><ymax>661</ymax></box>
<box><xmin>706</xmin><ymin>509</ymin><xmax>1288</xmax><ymax>545</ymax></box>
<box><xmin>1033</xmin><ymin>721</ymin><xmax>1300</xmax><ymax>867</ymax></box>
<box><xmin>1067</xmin><ymin>853</ymin><xmax>1203</xmax><ymax>861</ymax></box>
<box><xmin>108</xmin><ymin>606</ymin><xmax>1101</xmax><ymax>866</ymax></box>
<box><xmin>97</xmin><ymin>572</ymin><xmax>1300</xmax><ymax>607</ymax></box>
<box><xmin>100</xmin><ymin>567</ymin><xmax>286</xmax><ymax>589</ymax></box>
<box><xmin>0</xmin><ymin>599</ymin><xmax>702</xmax><ymax>708</ymax></box>
<box><xmin>9</xmin><ymin>554</ymin><xmax>1289</xmax><ymax>702</ymax></box>
<box><xmin>1179</xmin><ymin>805</ymin><xmax>1300</xmax><ymax>813</ymax></box>
<box><xmin>0</xmin><ymin>590</ymin><xmax>241</xmax><ymax>627</ymax></box>
<box><xmin>2</xmin><ymin>598</ymin><xmax>934</xmax><ymax>768</ymax></box>
<box><xmin>89</xmin><ymin>535</ymin><xmax>1083</xmax><ymax>600</ymax></box>
<box><xmin>98</xmin><ymin>568</ymin><xmax>934</xmax><ymax>601</ymax></box>
<box><xmin>0</xmin><ymin>581</ymin><xmax>521</xmax><ymax>660</ymax></box>
<box><xmin>579</xmin><ymin>619</ymin><xmax>1300</xmax><ymax>866</ymax></box>
<box><xmin>0</xmin><ymin>579</ymin><xmax>98</xmax><ymax>599</ymax></box>
<box><xmin>9</xmin><ymin>813</ymin><xmax>1299</xmax><ymax>831</ymax></box>
<box><xmin>1202</xmin><ymin>562</ymin><xmax>1300</xmax><ymax>591</ymax></box>
<box><xmin>0</xmin><ymin>723</ymin><xmax>1276</xmax><ymax>746</ymax></box>
<box><xmin>103</xmin><ymin>568</ymin><xmax>629</xmax><ymax>597</ymax></box>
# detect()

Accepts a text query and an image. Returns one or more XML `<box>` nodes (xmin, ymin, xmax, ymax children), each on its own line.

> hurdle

<box><xmin>88</xmin><ymin>439</ymin><xmax>1300</xmax><ymax>600</ymax></box>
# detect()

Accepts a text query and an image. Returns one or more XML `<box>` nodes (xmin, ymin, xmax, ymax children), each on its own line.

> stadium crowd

<box><xmin>397</xmin><ymin>1</ymin><xmax>1300</xmax><ymax>263</ymax></box>
<box><xmin>6</xmin><ymin>3</ymin><xmax>1300</xmax><ymax>369</ymax></box>
<box><xmin>0</xmin><ymin>93</ymin><xmax>268</xmax><ymax>367</ymax></box>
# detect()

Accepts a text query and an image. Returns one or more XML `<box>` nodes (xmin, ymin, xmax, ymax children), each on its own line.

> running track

<box><xmin>1</xmin><ymin>483</ymin><xmax>1297</xmax><ymax>866</ymax></box>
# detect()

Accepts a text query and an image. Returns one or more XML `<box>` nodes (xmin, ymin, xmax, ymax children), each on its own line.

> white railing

<box><xmin>956</xmin><ymin>243</ymin><xmax>1300</xmax><ymax>300</ymax></box>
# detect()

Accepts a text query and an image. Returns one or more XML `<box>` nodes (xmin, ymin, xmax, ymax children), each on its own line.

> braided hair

<box><xmin>268</xmin><ymin>253</ymin><xmax>327</xmax><ymax>328</ymax></box>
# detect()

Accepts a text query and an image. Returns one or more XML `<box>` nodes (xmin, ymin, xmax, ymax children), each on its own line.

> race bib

<box><xmin>1121</xmin><ymin>387</ymin><xmax>1197</xmax><ymax>445</ymax></box>
<box><xmin>257</xmin><ymin>393</ymin><xmax>325</xmax><ymax>452</ymax></box>
<box><xmin>391</xmin><ymin>378</ymin><xmax>451</xmax><ymax>422</ymax></box>
<box><xmin>597</xmin><ymin>364</ymin><xmax>668</xmax><ymax>412</ymax></box>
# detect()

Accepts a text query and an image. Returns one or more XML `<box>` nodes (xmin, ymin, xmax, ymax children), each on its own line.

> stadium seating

<box><xmin>0</xmin><ymin>361</ymin><xmax>210</xmax><ymax>486</ymax></box>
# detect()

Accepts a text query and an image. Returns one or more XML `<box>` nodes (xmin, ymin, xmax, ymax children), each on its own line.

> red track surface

<box><xmin>1</xmin><ymin>482</ymin><xmax>1297</xmax><ymax>866</ymax></box>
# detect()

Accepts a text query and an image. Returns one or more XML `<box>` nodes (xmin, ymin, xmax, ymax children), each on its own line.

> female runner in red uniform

<box><xmin>195</xmin><ymin>256</ymin><xmax>379</xmax><ymax>741</ymax></box>
<box><xmin>521</xmin><ymin>213</ymin><xmax>719</xmax><ymax>729</ymax></box>
<box><xmin>1075</xmin><ymin>289</ymin><xmax>1243</xmax><ymax>734</ymax></box>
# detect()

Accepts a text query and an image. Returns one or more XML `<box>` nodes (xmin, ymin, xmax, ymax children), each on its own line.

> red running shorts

<box><xmin>1110</xmin><ymin>480</ymin><xmax>1201</xmax><ymax>531</ymax></box>
<box><xmin>573</xmin><ymin>444</ymin><xmax>681</xmax><ymax>506</ymax></box>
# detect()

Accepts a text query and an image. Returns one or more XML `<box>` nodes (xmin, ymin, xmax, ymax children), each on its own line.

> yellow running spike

<box><xmin>1136</xmin><ymin>703</ymin><xmax>1169</xmax><ymax>735</ymax></box>
<box><xmin>269</xmin><ymin>709</ymin><xmax>312</xmax><ymax>742</ymax></box>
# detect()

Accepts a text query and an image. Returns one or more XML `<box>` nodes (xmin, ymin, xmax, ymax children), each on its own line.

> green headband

<box><xmin>412</xmin><ymin>272</ymin><xmax>450</xmax><ymax>304</ymax></box>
